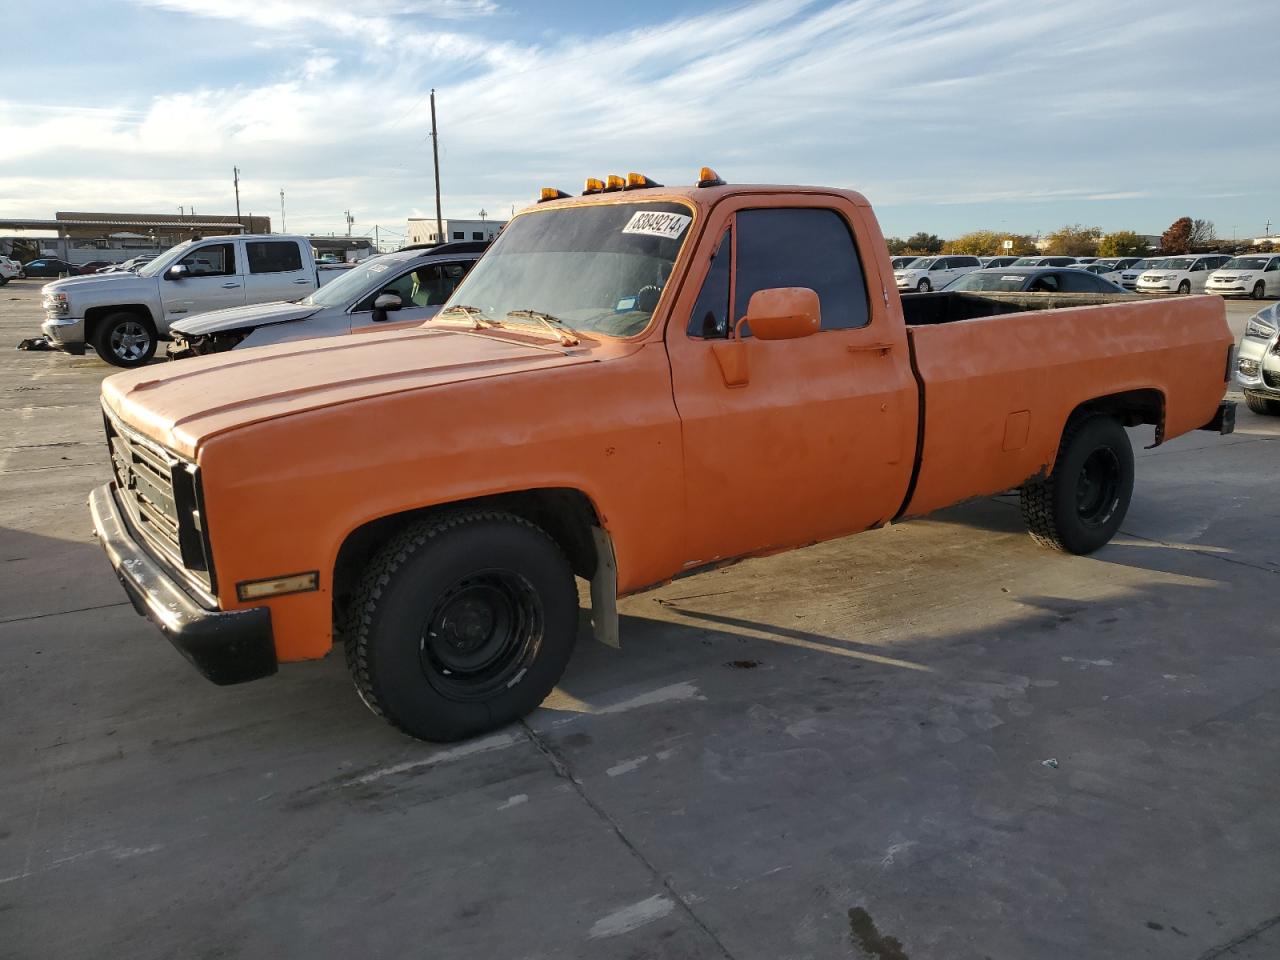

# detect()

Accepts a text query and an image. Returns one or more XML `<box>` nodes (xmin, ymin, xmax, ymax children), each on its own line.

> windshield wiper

<box><xmin>505</xmin><ymin>308</ymin><xmax>580</xmax><ymax>346</ymax></box>
<box><xmin>439</xmin><ymin>304</ymin><xmax>502</xmax><ymax>329</ymax></box>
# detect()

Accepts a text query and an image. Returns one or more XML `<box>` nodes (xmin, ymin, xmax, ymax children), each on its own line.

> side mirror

<box><xmin>166</xmin><ymin>264</ymin><xmax>189</xmax><ymax>280</ymax></box>
<box><xmin>738</xmin><ymin>287</ymin><xmax>820</xmax><ymax>341</ymax></box>
<box><xmin>371</xmin><ymin>293</ymin><xmax>402</xmax><ymax>322</ymax></box>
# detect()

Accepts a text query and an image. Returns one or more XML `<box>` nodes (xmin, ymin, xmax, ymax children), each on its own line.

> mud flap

<box><xmin>589</xmin><ymin>525</ymin><xmax>619</xmax><ymax>648</ymax></box>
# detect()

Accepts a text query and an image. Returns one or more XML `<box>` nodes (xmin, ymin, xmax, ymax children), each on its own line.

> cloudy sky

<box><xmin>3</xmin><ymin>0</ymin><xmax>1277</xmax><ymax>243</ymax></box>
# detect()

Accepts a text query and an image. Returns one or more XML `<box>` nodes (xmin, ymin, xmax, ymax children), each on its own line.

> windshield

<box><xmin>1153</xmin><ymin>257</ymin><xmax>1194</xmax><ymax>270</ymax></box>
<box><xmin>1224</xmin><ymin>257</ymin><xmax>1270</xmax><ymax>270</ymax></box>
<box><xmin>439</xmin><ymin>200</ymin><xmax>693</xmax><ymax>338</ymax></box>
<box><xmin>137</xmin><ymin>242</ymin><xmax>192</xmax><ymax>277</ymax></box>
<box><xmin>1011</xmin><ymin>257</ymin><xmax>1041</xmax><ymax>266</ymax></box>
<box><xmin>904</xmin><ymin>257</ymin><xmax>937</xmax><ymax>269</ymax></box>
<box><xmin>1129</xmin><ymin>259</ymin><xmax>1156</xmax><ymax>271</ymax></box>
<box><xmin>302</xmin><ymin>255</ymin><xmax>401</xmax><ymax>307</ymax></box>
<box><xmin>891</xmin><ymin>257</ymin><xmax>917</xmax><ymax>268</ymax></box>
<box><xmin>951</xmin><ymin>271</ymin><xmax>1029</xmax><ymax>292</ymax></box>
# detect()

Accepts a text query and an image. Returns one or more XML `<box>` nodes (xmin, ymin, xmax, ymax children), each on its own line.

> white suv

<box><xmin>0</xmin><ymin>256</ymin><xmax>21</xmax><ymax>284</ymax></box>
<box><xmin>894</xmin><ymin>255</ymin><xmax>982</xmax><ymax>292</ymax></box>
<box><xmin>1205</xmin><ymin>254</ymin><xmax>1280</xmax><ymax>300</ymax></box>
<box><xmin>1136</xmin><ymin>254</ymin><xmax>1231</xmax><ymax>294</ymax></box>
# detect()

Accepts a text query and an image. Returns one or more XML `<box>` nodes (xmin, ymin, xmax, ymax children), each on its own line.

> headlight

<box><xmin>1239</xmin><ymin>274</ymin><xmax>1255</xmax><ymax>281</ymax></box>
<box><xmin>1238</xmin><ymin>358</ymin><xmax>1260</xmax><ymax>377</ymax></box>
<box><xmin>42</xmin><ymin>292</ymin><xmax>70</xmax><ymax>316</ymax></box>
<box><xmin>1245</xmin><ymin>316</ymin><xmax>1278</xmax><ymax>339</ymax></box>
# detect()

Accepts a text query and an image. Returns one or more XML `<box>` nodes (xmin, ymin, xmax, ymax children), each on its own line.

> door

<box><xmin>666</xmin><ymin>200</ymin><xmax>918</xmax><ymax>568</ymax></box>
<box><xmin>931</xmin><ymin>258</ymin><xmax>958</xmax><ymax>287</ymax></box>
<box><xmin>1189</xmin><ymin>258</ymin><xmax>1209</xmax><ymax>292</ymax></box>
<box><xmin>348</xmin><ymin>259</ymin><xmax>473</xmax><ymax>332</ymax></box>
<box><xmin>160</xmin><ymin>241</ymin><xmax>246</xmax><ymax>326</ymax></box>
<box><xmin>1266</xmin><ymin>258</ymin><xmax>1280</xmax><ymax>296</ymax></box>
<box><xmin>243</xmin><ymin>239</ymin><xmax>313</xmax><ymax>304</ymax></box>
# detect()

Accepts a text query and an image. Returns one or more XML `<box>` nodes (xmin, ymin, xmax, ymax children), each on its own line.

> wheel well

<box><xmin>84</xmin><ymin>304</ymin><xmax>155</xmax><ymax>342</ymax></box>
<box><xmin>1068</xmin><ymin>388</ymin><xmax>1165</xmax><ymax>443</ymax></box>
<box><xmin>332</xmin><ymin>488</ymin><xmax>602</xmax><ymax>619</ymax></box>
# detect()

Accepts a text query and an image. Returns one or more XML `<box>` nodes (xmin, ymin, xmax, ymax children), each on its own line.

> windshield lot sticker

<box><xmin>622</xmin><ymin>211</ymin><xmax>691</xmax><ymax>240</ymax></box>
<box><xmin>368</xmin><ymin>263</ymin><xmax>388</xmax><ymax>273</ymax></box>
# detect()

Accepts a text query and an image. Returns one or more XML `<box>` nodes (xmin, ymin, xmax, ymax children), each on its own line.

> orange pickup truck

<box><xmin>90</xmin><ymin>168</ymin><xmax>1236</xmax><ymax>741</ymax></box>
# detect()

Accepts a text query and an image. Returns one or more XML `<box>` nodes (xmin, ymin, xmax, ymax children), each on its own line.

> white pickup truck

<box><xmin>39</xmin><ymin>234</ymin><xmax>343</xmax><ymax>367</ymax></box>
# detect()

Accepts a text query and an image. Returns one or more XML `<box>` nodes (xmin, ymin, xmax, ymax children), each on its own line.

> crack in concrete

<box><xmin>0</xmin><ymin>601</ymin><xmax>130</xmax><ymax>625</ymax></box>
<box><xmin>518</xmin><ymin>720</ymin><xmax>736</xmax><ymax>958</ymax></box>
<box><xmin>1196</xmin><ymin>911</ymin><xmax>1280</xmax><ymax>959</ymax></box>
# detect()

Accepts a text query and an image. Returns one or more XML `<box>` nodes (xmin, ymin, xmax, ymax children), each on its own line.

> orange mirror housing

<box><xmin>740</xmin><ymin>287</ymin><xmax>821</xmax><ymax>340</ymax></box>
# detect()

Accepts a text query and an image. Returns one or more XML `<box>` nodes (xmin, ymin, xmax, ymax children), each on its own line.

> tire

<box><xmin>0</xmin><ymin>276</ymin><xmax>7</xmax><ymax>286</ymax></box>
<box><xmin>1244</xmin><ymin>392</ymin><xmax>1280</xmax><ymax>416</ymax></box>
<box><xmin>92</xmin><ymin>311</ymin><xmax>156</xmax><ymax>368</ymax></box>
<box><xmin>1177</xmin><ymin>280</ymin><xmax>1191</xmax><ymax>295</ymax></box>
<box><xmin>917</xmin><ymin>279</ymin><xmax>931</xmax><ymax>293</ymax></box>
<box><xmin>345</xmin><ymin>511</ymin><xmax>578</xmax><ymax>741</ymax></box>
<box><xmin>1020</xmin><ymin>416</ymin><xmax>1134</xmax><ymax>555</ymax></box>
<box><xmin>1252</xmin><ymin>281</ymin><xmax>1267</xmax><ymax>301</ymax></box>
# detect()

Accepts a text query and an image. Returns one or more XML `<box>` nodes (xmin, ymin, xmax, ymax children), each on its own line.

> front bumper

<box><xmin>41</xmin><ymin>316</ymin><xmax>85</xmax><ymax>345</ymax></box>
<box><xmin>89</xmin><ymin>483</ymin><xmax>277</xmax><ymax>685</ymax></box>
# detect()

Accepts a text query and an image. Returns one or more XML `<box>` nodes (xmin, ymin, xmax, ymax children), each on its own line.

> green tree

<box><xmin>885</xmin><ymin>237</ymin><xmax>908</xmax><ymax>255</ymax></box>
<box><xmin>905</xmin><ymin>232</ymin><xmax>943</xmax><ymax>254</ymax></box>
<box><xmin>942</xmin><ymin>230</ymin><xmax>1036</xmax><ymax>256</ymax></box>
<box><xmin>1045</xmin><ymin>224</ymin><xmax>1102</xmax><ymax>257</ymax></box>
<box><xmin>1096</xmin><ymin>231</ymin><xmax>1148</xmax><ymax>257</ymax></box>
<box><xmin>1162</xmin><ymin>217</ymin><xmax>1193</xmax><ymax>254</ymax></box>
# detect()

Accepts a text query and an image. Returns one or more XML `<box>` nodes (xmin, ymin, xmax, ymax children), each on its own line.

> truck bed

<box><xmin>898</xmin><ymin>294</ymin><xmax>1232</xmax><ymax>518</ymax></box>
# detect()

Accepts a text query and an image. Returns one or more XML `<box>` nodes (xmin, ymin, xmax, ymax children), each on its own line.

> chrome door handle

<box><xmin>221</xmin><ymin>282</ymin><xmax>240</xmax><ymax>288</ymax></box>
<box><xmin>291</xmin><ymin>278</ymin><xmax>310</xmax><ymax>284</ymax></box>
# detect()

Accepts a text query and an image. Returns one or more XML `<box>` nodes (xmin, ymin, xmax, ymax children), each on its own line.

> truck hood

<box><xmin>43</xmin><ymin>272</ymin><xmax>153</xmax><ymax>296</ymax></box>
<box><xmin>101</xmin><ymin>326</ymin><xmax>598</xmax><ymax>459</ymax></box>
<box><xmin>170</xmin><ymin>301</ymin><xmax>321</xmax><ymax>336</ymax></box>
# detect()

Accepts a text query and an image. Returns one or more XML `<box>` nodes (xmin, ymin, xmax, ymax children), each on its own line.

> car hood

<box><xmin>170</xmin><ymin>301</ymin><xmax>321</xmax><ymax>336</ymax></box>
<box><xmin>43</xmin><ymin>272</ymin><xmax>153</xmax><ymax>295</ymax></box>
<box><xmin>101</xmin><ymin>325</ymin><xmax>599</xmax><ymax>459</ymax></box>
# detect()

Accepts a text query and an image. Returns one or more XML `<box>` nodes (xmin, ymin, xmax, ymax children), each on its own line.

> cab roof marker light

<box><xmin>539</xmin><ymin>187</ymin><xmax>571</xmax><ymax>203</ymax></box>
<box><xmin>582</xmin><ymin>177</ymin><xmax>605</xmax><ymax>195</ymax></box>
<box><xmin>624</xmin><ymin>172</ymin><xmax>664</xmax><ymax>190</ymax></box>
<box><xmin>697</xmin><ymin>166</ymin><xmax>725</xmax><ymax>188</ymax></box>
<box><xmin>603</xmin><ymin>175</ymin><xmax>626</xmax><ymax>193</ymax></box>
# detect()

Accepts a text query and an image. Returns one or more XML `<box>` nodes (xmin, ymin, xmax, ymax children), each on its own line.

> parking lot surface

<box><xmin>2</xmin><ymin>280</ymin><xmax>1278</xmax><ymax>959</ymax></box>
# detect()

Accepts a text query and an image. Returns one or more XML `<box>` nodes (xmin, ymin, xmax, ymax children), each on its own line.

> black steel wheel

<box><xmin>917</xmin><ymin>279</ymin><xmax>931</xmax><ymax>293</ymax></box>
<box><xmin>1177</xmin><ymin>280</ymin><xmax>1191</xmax><ymax>295</ymax></box>
<box><xmin>1021</xmin><ymin>415</ymin><xmax>1134</xmax><ymax>554</ymax></box>
<box><xmin>345</xmin><ymin>511</ymin><xmax>578</xmax><ymax>741</ymax></box>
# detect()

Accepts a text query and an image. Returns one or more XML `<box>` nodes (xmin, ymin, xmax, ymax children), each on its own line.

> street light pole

<box><xmin>233</xmin><ymin>166</ymin><xmax>241</xmax><ymax>225</ymax></box>
<box><xmin>430</xmin><ymin>88</ymin><xmax>443</xmax><ymax>243</ymax></box>
<box><xmin>280</xmin><ymin>189</ymin><xmax>286</xmax><ymax>234</ymax></box>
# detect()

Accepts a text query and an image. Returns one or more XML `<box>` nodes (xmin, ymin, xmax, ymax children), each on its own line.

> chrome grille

<box><xmin>104</xmin><ymin>410</ymin><xmax>213</xmax><ymax>593</ymax></box>
<box><xmin>1264</xmin><ymin>370</ymin><xmax>1280</xmax><ymax>389</ymax></box>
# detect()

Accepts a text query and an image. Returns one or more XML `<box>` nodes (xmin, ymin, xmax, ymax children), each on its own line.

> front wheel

<box><xmin>93</xmin><ymin>311</ymin><xmax>156</xmax><ymax>367</ymax></box>
<box><xmin>917</xmin><ymin>279</ymin><xmax>932</xmax><ymax>293</ymax></box>
<box><xmin>1252</xmin><ymin>281</ymin><xmax>1267</xmax><ymax>300</ymax></box>
<box><xmin>1177</xmin><ymin>280</ymin><xmax>1191</xmax><ymax>295</ymax></box>
<box><xmin>1245</xmin><ymin>392</ymin><xmax>1280</xmax><ymax>416</ymax></box>
<box><xmin>1020</xmin><ymin>416</ymin><xmax>1134</xmax><ymax>554</ymax></box>
<box><xmin>345</xmin><ymin>511</ymin><xmax>579</xmax><ymax>741</ymax></box>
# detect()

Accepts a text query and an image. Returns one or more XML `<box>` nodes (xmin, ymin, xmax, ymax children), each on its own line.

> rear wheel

<box><xmin>917</xmin><ymin>279</ymin><xmax>931</xmax><ymax>293</ymax></box>
<box><xmin>345</xmin><ymin>511</ymin><xmax>579</xmax><ymax>741</ymax></box>
<box><xmin>1177</xmin><ymin>280</ymin><xmax>1191</xmax><ymax>295</ymax></box>
<box><xmin>1252</xmin><ymin>281</ymin><xmax>1267</xmax><ymax>300</ymax></box>
<box><xmin>1020</xmin><ymin>416</ymin><xmax>1134</xmax><ymax>554</ymax></box>
<box><xmin>1244</xmin><ymin>392</ymin><xmax>1280</xmax><ymax>416</ymax></box>
<box><xmin>93</xmin><ymin>311</ymin><xmax>156</xmax><ymax>367</ymax></box>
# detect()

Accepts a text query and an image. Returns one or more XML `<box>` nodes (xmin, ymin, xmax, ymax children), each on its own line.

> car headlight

<box><xmin>1238</xmin><ymin>358</ymin><xmax>1261</xmax><ymax>377</ymax></box>
<box><xmin>1239</xmin><ymin>274</ymin><xmax>1255</xmax><ymax>281</ymax></box>
<box><xmin>1245</xmin><ymin>316</ymin><xmax>1278</xmax><ymax>339</ymax></box>
<box><xmin>42</xmin><ymin>293</ymin><xmax>70</xmax><ymax>316</ymax></box>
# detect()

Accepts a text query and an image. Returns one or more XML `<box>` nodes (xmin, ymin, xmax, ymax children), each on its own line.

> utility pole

<box><xmin>280</xmin><ymin>189</ymin><xmax>286</xmax><ymax>234</ymax></box>
<box><xmin>344</xmin><ymin>210</ymin><xmax>354</xmax><ymax>237</ymax></box>
<box><xmin>233</xmin><ymin>166</ymin><xmax>241</xmax><ymax>224</ymax></box>
<box><xmin>375</xmin><ymin>224</ymin><xmax>380</xmax><ymax>251</ymax></box>
<box><xmin>430</xmin><ymin>88</ymin><xmax>443</xmax><ymax>243</ymax></box>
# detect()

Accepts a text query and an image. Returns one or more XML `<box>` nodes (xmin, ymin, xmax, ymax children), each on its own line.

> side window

<box><xmin>686</xmin><ymin>230</ymin><xmax>731</xmax><ymax>338</ymax></box>
<box><xmin>733</xmin><ymin>208</ymin><xmax>869</xmax><ymax>332</ymax></box>
<box><xmin>179</xmin><ymin>242</ymin><xmax>236</xmax><ymax>277</ymax></box>
<box><xmin>1028</xmin><ymin>273</ymin><xmax>1060</xmax><ymax>292</ymax></box>
<box><xmin>1058</xmin><ymin>271</ymin><xmax>1104</xmax><ymax>293</ymax></box>
<box><xmin>932</xmin><ymin>259</ymin><xmax>948</xmax><ymax>271</ymax></box>
<box><xmin>1267</xmin><ymin>259</ymin><xmax>1280</xmax><ymax>272</ymax></box>
<box><xmin>1191</xmin><ymin>259</ymin><xmax>1205</xmax><ymax>272</ymax></box>
<box><xmin>413</xmin><ymin>262</ymin><xmax>468</xmax><ymax>306</ymax></box>
<box><xmin>246</xmin><ymin>241</ymin><xmax>303</xmax><ymax>274</ymax></box>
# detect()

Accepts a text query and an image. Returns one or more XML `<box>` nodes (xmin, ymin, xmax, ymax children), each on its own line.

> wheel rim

<box><xmin>419</xmin><ymin>570</ymin><xmax>543</xmax><ymax>700</ymax></box>
<box><xmin>1254</xmin><ymin>282</ymin><xmax>1265</xmax><ymax>300</ymax></box>
<box><xmin>1075</xmin><ymin>446</ymin><xmax>1121</xmax><ymax>527</ymax></box>
<box><xmin>918</xmin><ymin>280</ymin><xmax>929</xmax><ymax>292</ymax></box>
<box><xmin>109</xmin><ymin>320</ymin><xmax>151</xmax><ymax>361</ymax></box>
<box><xmin>1178</xmin><ymin>281</ymin><xmax>1190</xmax><ymax>294</ymax></box>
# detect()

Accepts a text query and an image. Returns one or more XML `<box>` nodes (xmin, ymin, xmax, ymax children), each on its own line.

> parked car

<box><xmin>1069</xmin><ymin>262</ymin><xmax>1128</xmax><ymax>284</ymax></box>
<box><xmin>22</xmin><ymin>257</ymin><xmax>80</xmax><ymax>278</ymax></box>
<box><xmin>980</xmin><ymin>256</ymin><xmax>1020</xmax><ymax>268</ymax></box>
<box><xmin>890</xmin><ymin>256</ymin><xmax>919</xmax><ymax>269</ymax></box>
<box><xmin>945</xmin><ymin>266</ymin><xmax>1129</xmax><ymax>294</ymax></box>
<box><xmin>1136</xmin><ymin>254</ymin><xmax>1231</xmax><ymax>294</ymax></box>
<box><xmin>88</xmin><ymin>168</ymin><xmax>1235</xmax><ymax>741</ymax></box>
<box><xmin>894</xmin><ymin>254</ymin><xmax>982</xmax><ymax>292</ymax></box>
<box><xmin>39</xmin><ymin>234</ymin><xmax>331</xmax><ymax>368</ymax></box>
<box><xmin>1094</xmin><ymin>257</ymin><xmax>1144</xmax><ymax>273</ymax></box>
<box><xmin>167</xmin><ymin>243</ymin><xmax>484</xmax><ymax>358</ymax></box>
<box><xmin>79</xmin><ymin>260</ymin><xmax>115</xmax><ymax>273</ymax></box>
<box><xmin>1074</xmin><ymin>257</ymin><xmax>1099</xmax><ymax>264</ymax></box>
<box><xmin>1010</xmin><ymin>256</ymin><xmax>1079</xmax><ymax>267</ymax></box>
<box><xmin>0</xmin><ymin>256</ymin><xmax>21</xmax><ymax>285</ymax></box>
<box><xmin>1235</xmin><ymin>302</ymin><xmax>1280</xmax><ymax>414</ymax></box>
<box><xmin>1204</xmin><ymin>254</ymin><xmax>1280</xmax><ymax>300</ymax></box>
<box><xmin>1117</xmin><ymin>258</ymin><xmax>1160</xmax><ymax>290</ymax></box>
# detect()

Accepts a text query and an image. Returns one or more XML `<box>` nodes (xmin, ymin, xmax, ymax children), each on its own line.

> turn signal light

<box><xmin>539</xmin><ymin>187</ymin><xmax>571</xmax><ymax>202</ymax></box>
<box><xmin>624</xmin><ymin>172</ymin><xmax>664</xmax><ymax>190</ymax></box>
<box><xmin>604</xmin><ymin>174</ymin><xmax>626</xmax><ymax>192</ymax></box>
<box><xmin>583</xmin><ymin>177</ymin><xmax>605</xmax><ymax>195</ymax></box>
<box><xmin>697</xmin><ymin>166</ymin><xmax>725</xmax><ymax>187</ymax></box>
<box><xmin>236</xmin><ymin>571</ymin><xmax>319</xmax><ymax>601</ymax></box>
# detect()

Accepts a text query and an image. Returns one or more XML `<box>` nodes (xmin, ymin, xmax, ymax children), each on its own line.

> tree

<box><xmin>1096</xmin><ymin>231</ymin><xmax>1148</xmax><ymax>258</ymax></box>
<box><xmin>905</xmin><ymin>232</ymin><xmax>943</xmax><ymax>254</ymax></box>
<box><xmin>1162</xmin><ymin>217</ymin><xmax>1193</xmax><ymax>254</ymax></box>
<box><xmin>1189</xmin><ymin>219</ymin><xmax>1217</xmax><ymax>250</ymax></box>
<box><xmin>1044</xmin><ymin>224</ymin><xmax>1102</xmax><ymax>257</ymax></box>
<box><xmin>941</xmin><ymin>230</ymin><xmax>1037</xmax><ymax>256</ymax></box>
<box><xmin>885</xmin><ymin>237</ymin><xmax>908</xmax><ymax>255</ymax></box>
